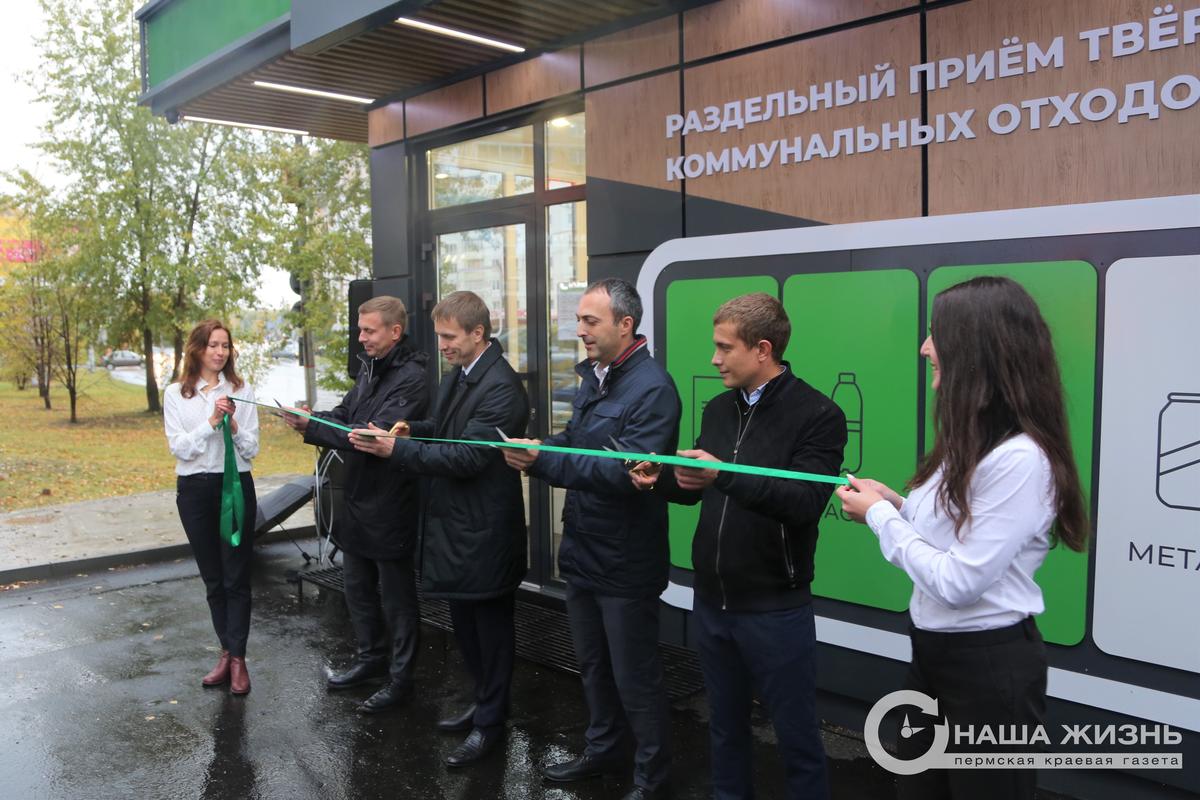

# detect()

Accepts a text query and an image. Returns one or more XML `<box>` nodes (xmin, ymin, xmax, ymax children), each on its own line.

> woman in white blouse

<box><xmin>164</xmin><ymin>319</ymin><xmax>259</xmax><ymax>695</ymax></box>
<box><xmin>836</xmin><ymin>276</ymin><xmax>1088</xmax><ymax>800</ymax></box>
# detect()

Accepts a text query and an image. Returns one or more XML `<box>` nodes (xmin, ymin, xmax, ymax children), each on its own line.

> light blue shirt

<box><xmin>741</xmin><ymin>379</ymin><xmax>770</xmax><ymax>406</ymax></box>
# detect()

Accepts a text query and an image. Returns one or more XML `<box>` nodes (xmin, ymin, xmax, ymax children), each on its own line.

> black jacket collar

<box><xmin>575</xmin><ymin>335</ymin><xmax>650</xmax><ymax>384</ymax></box>
<box><xmin>457</xmin><ymin>339</ymin><xmax>504</xmax><ymax>386</ymax></box>
<box><xmin>357</xmin><ymin>336</ymin><xmax>419</xmax><ymax>383</ymax></box>
<box><xmin>734</xmin><ymin>362</ymin><xmax>793</xmax><ymax>412</ymax></box>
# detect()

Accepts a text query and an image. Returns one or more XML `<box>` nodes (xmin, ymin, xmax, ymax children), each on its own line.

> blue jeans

<box><xmin>694</xmin><ymin>597</ymin><xmax>828</xmax><ymax>800</ymax></box>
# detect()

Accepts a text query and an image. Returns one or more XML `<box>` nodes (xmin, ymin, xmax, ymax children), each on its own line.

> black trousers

<box><xmin>449</xmin><ymin>592</ymin><xmax>516</xmax><ymax>730</ymax></box>
<box><xmin>565</xmin><ymin>582</ymin><xmax>671</xmax><ymax>791</ymax></box>
<box><xmin>176</xmin><ymin>472</ymin><xmax>257</xmax><ymax>658</ymax></box>
<box><xmin>341</xmin><ymin>549</ymin><xmax>420</xmax><ymax>685</ymax></box>
<box><xmin>898</xmin><ymin>617</ymin><xmax>1047</xmax><ymax>800</ymax></box>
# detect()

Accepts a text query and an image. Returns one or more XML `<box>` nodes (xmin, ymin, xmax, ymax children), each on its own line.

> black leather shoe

<box><xmin>620</xmin><ymin>785</ymin><xmax>671</xmax><ymax>800</ymax></box>
<box><xmin>359</xmin><ymin>681</ymin><xmax>413</xmax><ymax>713</ymax></box>
<box><xmin>445</xmin><ymin>727</ymin><xmax>502</xmax><ymax>767</ymax></box>
<box><xmin>327</xmin><ymin>659</ymin><xmax>388</xmax><ymax>690</ymax></box>
<box><xmin>437</xmin><ymin>704</ymin><xmax>478</xmax><ymax>732</ymax></box>
<box><xmin>542</xmin><ymin>753</ymin><xmax>624</xmax><ymax>782</ymax></box>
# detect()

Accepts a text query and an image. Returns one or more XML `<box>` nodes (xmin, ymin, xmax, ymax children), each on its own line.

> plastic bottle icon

<box><xmin>1157</xmin><ymin>392</ymin><xmax>1200</xmax><ymax>512</ymax></box>
<box><xmin>832</xmin><ymin>372</ymin><xmax>863</xmax><ymax>474</ymax></box>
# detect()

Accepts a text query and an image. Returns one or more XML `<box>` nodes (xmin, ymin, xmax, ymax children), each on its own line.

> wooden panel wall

<box><xmin>404</xmin><ymin>77</ymin><xmax>484</xmax><ymax>138</ymax></box>
<box><xmin>682</xmin><ymin>15</ymin><xmax>922</xmax><ymax>224</ymax></box>
<box><xmin>927</xmin><ymin>0</ymin><xmax>1200</xmax><ymax>214</ymax></box>
<box><xmin>584</xmin><ymin>16</ymin><xmax>679</xmax><ymax>88</ymax></box>
<box><xmin>485</xmin><ymin>47</ymin><xmax>582</xmax><ymax>114</ymax></box>
<box><xmin>586</xmin><ymin>72</ymin><xmax>680</xmax><ymax>190</ymax></box>
<box><xmin>683</xmin><ymin>0</ymin><xmax>915</xmax><ymax>61</ymax></box>
<box><xmin>367</xmin><ymin>101</ymin><xmax>404</xmax><ymax>148</ymax></box>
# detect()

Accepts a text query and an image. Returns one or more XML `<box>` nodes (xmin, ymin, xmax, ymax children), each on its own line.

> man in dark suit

<box><xmin>502</xmin><ymin>279</ymin><xmax>681</xmax><ymax>800</ymax></box>
<box><xmin>351</xmin><ymin>290</ymin><xmax>529</xmax><ymax>767</ymax></box>
<box><xmin>282</xmin><ymin>295</ymin><xmax>428</xmax><ymax>714</ymax></box>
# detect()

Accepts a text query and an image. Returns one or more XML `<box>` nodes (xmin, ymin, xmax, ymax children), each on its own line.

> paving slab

<box><xmin>0</xmin><ymin>474</ymin><xmax>314</xmax><ymax>578</ymax></box>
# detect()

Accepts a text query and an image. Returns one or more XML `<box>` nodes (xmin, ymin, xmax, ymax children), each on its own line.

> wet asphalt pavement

<box><xmin>0</xmin><ymin>540</ymin><xmax>895</xmax><ymax>800</ymax></box>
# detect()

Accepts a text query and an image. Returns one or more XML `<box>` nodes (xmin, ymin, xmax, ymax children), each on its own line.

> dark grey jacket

<box><xmin>303</xmin><ymin>338</ymin><xmax>428</xmax><ymax>560</ymax></box>
<box><xmin>388</xmin><ymin>341</ymin><xmax>530</xmax><ymax>600</ymax></box>
<box><xmin>529</xmin><ymin>337</ymin><xmax>681</xmax><ymax>598</ymax></box>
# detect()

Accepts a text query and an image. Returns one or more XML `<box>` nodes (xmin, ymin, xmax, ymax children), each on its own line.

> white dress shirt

<box><xmin>164</xmin><ymin>374</ymin><xmax>259</xmax><ymax>475</ymax></box>
<box><xmin>864</xmin><ymin>433</ymin><xmax>1055</xmax><ymax>632</ymax></box>
<box><xmin>461</xmin><ymin>341</ymin><xmax>491</xmax><ymax>377</ymax></box>
<box><xmin>593</xmin><ymin>361</ymin><xmax>610</xmax><ymax>390</ymax></box>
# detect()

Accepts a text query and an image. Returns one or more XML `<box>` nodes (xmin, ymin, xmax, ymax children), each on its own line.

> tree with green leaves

<box><xmin>3</xmin><ymin>170</ymin><xmax>116</xmax><ymax>422</ymax></box>
<box><xmin>266</xmin><ymin>137</ymin><xmax>373</xmax><ymax>394</ymax></box>
<box><xmin>0</xmin><ymin>195</ymin><xmax>55</xmax><ymax>408</ymax></box>
<box><xmin>31</xmin><ymin>0</ymin><xmax>269</xmax><ymax>413</ymax></box>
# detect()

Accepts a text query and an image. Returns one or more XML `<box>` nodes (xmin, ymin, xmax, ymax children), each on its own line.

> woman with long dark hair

<box><xmin>837</xmin><ymin>276</ymin><xmax>1088</xmax><ymax>799</ymax></box>
<box><xmin>164</xmin><ymin>320</ymin><xmax>259</xmax><ymax>695</ymax></box>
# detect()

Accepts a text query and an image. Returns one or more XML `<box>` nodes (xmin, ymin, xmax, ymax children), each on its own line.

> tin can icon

<box><xmin>1156</xmin><ymin>392</ymin><xmax>1200</xmax><ymax>512</ymax></box>
<box><xmin>832</xmin><ymin>372</ymin><xmax>863</xmax><ymax>474</ymax></box>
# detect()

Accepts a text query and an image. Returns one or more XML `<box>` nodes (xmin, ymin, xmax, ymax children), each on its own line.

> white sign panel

<box><xmin>1093</xmin><ymin>255</ymin><xmax>1200</xmax><ymax>673</ymax></box>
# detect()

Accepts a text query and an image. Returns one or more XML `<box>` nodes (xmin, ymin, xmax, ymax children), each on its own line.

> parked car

<box><xmin>103</xmin><ymin>349</ymin><xmax>144</xmax><ymax>369</ymax></box>
<box><xmin>270</xmin><ymin>339</ymin><xmax>300</xmax><ymax>360</ymax></box>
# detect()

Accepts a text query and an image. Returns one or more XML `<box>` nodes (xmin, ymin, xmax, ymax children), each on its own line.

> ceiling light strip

<box><xmin>253</xmin><ymin>80</ymin><xmax>374</xmax><ymax>105</ymax></box>
<box><xmin>181</xmin><ymin>115</ymin><xmax>309</xmax><ymax>136</ymax></box>
<box><xmin>395</xmin><ymin>17</ymin><xmax>525</xmax><ymax>53</ymax></box>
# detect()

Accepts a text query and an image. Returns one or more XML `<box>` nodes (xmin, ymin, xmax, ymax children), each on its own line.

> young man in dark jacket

<box><xmin>503</xmin><ymin>278</ymin><xmax>681</xmax><ymax>800</ymax></box>
<box><xmin>351</xmin><ymin>291</ymin><xmax>529</xmax><ymax>768</ymax></box>
<box><xmin>282</xmin><ymin>296</ymin><xmax>428</xmax><ymax>713</ymax></box>
<box><xmin>632</xmin><ymin>293</ymin><xmax>846</xmax><ymax>800</ymax></box>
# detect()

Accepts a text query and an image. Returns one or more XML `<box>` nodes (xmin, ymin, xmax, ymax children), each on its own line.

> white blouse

<box><xmin>163</xmin><ymin>374</ymin><xmax>259</xmax><ymax>475</ymax></box>
<box><xmin>864</xmin><ymin>434</ymin><xmax>1056</xmax><ymax>633</ymax></box>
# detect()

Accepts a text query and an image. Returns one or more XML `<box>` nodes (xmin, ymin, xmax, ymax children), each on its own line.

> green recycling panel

<box><xmin>928</xmin><ymin>262</ymin><xmax>1096</xmax><ymax>646</ymax></box>
<box><xmin>784</xmin><ymin>270</ymin><xmax>920</xmax><ymax>612</ymax></box>
<box><xmin>665</xmin><ymin>275</ymin><xmax>779</xmax><ymax>569</ymax></box>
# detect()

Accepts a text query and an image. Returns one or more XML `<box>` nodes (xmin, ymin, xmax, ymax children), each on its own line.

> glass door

<box><xmin>420</xmin><ymin>111</ymin><xmax>586</xmax><ymax>589</ymax></box>
<box><xmin>545</xmin><ymin>200</ymin><xmax>587</xmax><ymax>577</ymax></box>
<box><xmin>432</xmin><ymin>214</ymin><xmax>536</xmax><ymax>568</ymax></box>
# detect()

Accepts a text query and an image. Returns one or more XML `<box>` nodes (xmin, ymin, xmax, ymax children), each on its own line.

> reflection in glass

<box><xmin>436</xmin><ymin>225</ymin><xmax>527</xmax><ymax>376</ymax></box>
<box><xmin>546</xmin><ymin>201</ymin><xmax>587</xmax><ymax>576</ymax></box>
<box><xmin>429</xmin><ymin>127</ymin><xmax>534</xmax><ymax>209</ymax></box>
<box><xmin>545</xmin><ymin>113</ymin><xmax>585</xmax><ymax>190</ymax></box>
<box><xmin>436</xmin><ymin>224</ymin><xmax>531</xmax><ymax>556</ymax></box>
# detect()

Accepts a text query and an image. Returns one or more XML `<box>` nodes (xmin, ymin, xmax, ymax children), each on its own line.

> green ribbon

<box><xmin>238</xmin><ymin>398</ymin><xmax>356</xmax><ymax>432</ymax></box>
<box><xmin>407</xmin><ymin>436</ymin><xmax>849</xmax><ymax>487</ymax></box>
<box><xmin>219</xmin><ymin>414</ymin><xmax>245</xmax><ymax>547</ymax></box>
<box><xmin>245</xmin><ymin>398</ymin><xmax>848</xmax><ymax>486</ymax></box>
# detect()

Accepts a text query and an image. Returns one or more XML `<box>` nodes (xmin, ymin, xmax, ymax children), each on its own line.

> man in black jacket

<box><xmin>282</xmin><ymin>296</ymin><xmax>428</xmax><ymax>713</ymax></box>
<box><xmin>632</xmin><ymin>293</ymin><xmax>846</xmax><ymax>800</ymax></box>
<box><xmin>351</xmin><ymin>291</ymin><xmax>529</xmax><ymax>768</ymax></box>
<box><xmin>503</xmin><ymin>278</ymin><xmax>681</xmax><ymax>800</ymax></box>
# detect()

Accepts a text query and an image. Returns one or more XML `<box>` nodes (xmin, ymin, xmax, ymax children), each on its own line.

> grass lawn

<box><xmin>0</xmin><ymin>372</ymin><xmax>314</xmax><ymax>512</ymax></box>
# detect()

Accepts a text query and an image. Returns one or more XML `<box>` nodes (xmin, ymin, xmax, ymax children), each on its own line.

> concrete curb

<box><xmin>0</xmin><ymin>525</ymin><xmax>317</xmax><ymax>584</ymax></box>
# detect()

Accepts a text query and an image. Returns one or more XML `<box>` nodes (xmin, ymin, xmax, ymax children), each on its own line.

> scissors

<box><xmin>603</xmin><ymin>435</ymin><xmax>639</xmax><ymax>471</ymax></box>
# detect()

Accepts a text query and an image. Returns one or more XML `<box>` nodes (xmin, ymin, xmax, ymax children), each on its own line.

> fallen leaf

<box><xmin>144</xmin><ymin>715</ymin><xmax>156</xmax><ymax>721</ymax></box>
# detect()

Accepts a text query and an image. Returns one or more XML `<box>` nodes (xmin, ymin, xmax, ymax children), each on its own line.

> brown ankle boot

<box><xmin>230</xmin><ymin>656</ymin><xmax>250</xmax><ymax>695</ymax></box>
<box><xmin>202</xmin><ymin>650</ymin><xmax>231</xmax><ymax>686</ymax></box>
